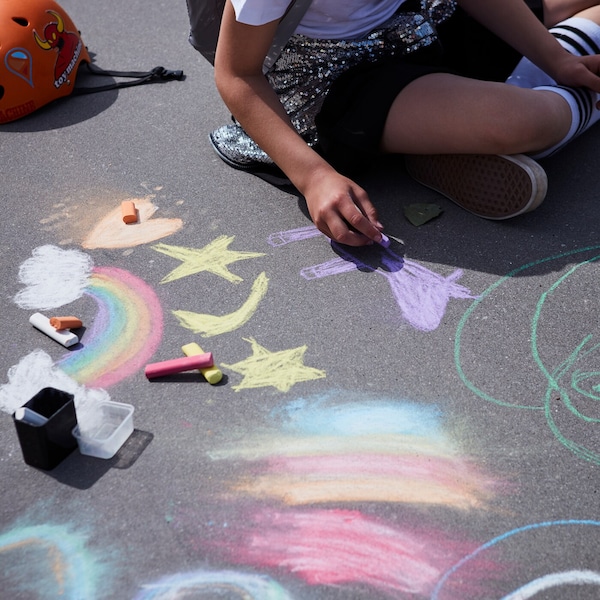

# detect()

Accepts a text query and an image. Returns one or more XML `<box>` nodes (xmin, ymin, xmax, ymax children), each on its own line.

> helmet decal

<box><xmin>33</xmin><ymin>10</ymin><xmax>83</xmax><ymax>88</ymax></box>
<box><xmin>5</xmin><ymin>48</ymin><xmax>34</xmax><ymax>87</ymax></box>
<box><xmin>0</xmin><ymin>0</ymin><xmax>183</xmax><ymax>124</ymax></box>
<box><xmin>0</xmin><ymin>0</ymin><xmax>91</xmax><ymax>123</ymax></box>
<box><xmin>33</xmin><ymin>10</ymin><xmax>64</xmax><ymax>49</ymax></box>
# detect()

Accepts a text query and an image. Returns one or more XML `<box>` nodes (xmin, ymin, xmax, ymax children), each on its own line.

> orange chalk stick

<box><xmin>49</xmin><ymin>316</ymin><xmax>83</xmax><ymax>330</ymax></box>
<box><xmin>121</xmin><ymin>200</ymin><xmax>138</xmax><ymax>224</ymax></box>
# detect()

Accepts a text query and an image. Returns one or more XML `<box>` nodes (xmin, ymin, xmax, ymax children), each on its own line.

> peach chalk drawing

<box><xmin>152</xmin><ymin>236</ymin><xmax>265</xmax><ymax>284</ymax></box>
<box><xmin>221</xmin><ymin>338</ymin><xmax>326</xmax><ymax>392</ymax></box>
<box><xmin>82</xmin><ymin>197</ymin><xmax>183</xmax><ymax>249</ymax></box>
<box><xmin>173</xmin><ymin>272</ymin><xmax>269</xmax><ymax>337</ymax></box>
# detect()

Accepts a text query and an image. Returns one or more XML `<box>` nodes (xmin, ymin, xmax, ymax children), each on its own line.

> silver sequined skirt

<box><xmin>268</xmin><ymin>0</ymin><xmax>457</xmax><ymax>145</ymax></box>
<box><xmin>210</xmin><ymin>0</ymin><xmax>456</xmax><ymax>170</ymax></box>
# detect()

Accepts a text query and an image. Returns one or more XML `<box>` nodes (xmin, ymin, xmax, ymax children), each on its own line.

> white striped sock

<box><xmin>507</xmin><ymin>17</ymin><xmax>600</xmax><ymax>88</ymax></box>
<box><xmin>530</xmin><ymin>85</ymin><xmax>599</xmax><ymax>159</ymax></box>
<box><xmin>550</xmin><ymin>17</ymin><xmax>600</xmax><ymax>56</ymax></box>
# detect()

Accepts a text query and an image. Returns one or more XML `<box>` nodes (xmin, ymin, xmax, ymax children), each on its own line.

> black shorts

<box><xmin>316</xmin><ymin>1</ymin><xmax>545</xmax><ymax>173</ymax></box>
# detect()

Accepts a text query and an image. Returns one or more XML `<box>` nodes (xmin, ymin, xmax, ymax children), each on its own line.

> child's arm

<box><xmin>214</xmin><ymin>0</ymin><xmax>384</xmax><ymax>246</ymax></box>
<box><xmin>458</xmin><ymin>0</ymin><xmax>600</xmax><ymax>92</ymax></box>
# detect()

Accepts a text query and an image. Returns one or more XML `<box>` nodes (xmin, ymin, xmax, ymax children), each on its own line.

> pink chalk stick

<box><xmin>145</xmin><ymin>353</ymin><xmax>213</xmax><ymax>379</ymax></box>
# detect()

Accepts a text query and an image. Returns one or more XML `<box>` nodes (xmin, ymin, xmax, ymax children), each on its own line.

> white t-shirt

<box><xmin>230</xmin><ymin>0</ymin><xmax>407</xmax><ymax>39</ymax></box>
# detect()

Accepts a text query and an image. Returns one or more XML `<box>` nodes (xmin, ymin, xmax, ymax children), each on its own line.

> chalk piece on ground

<box><xmin>49</xmin><ymin>316</ymin><xmax>83</xmax><ymax>330</ymax></box>
<box><xmin>14</xmin><ymin>406</ymin><xmax>49</xmax><ymax>426</ymax></box>
<box><xmin>145</xmin><ymin>353</ymin><xmax>213</xmax><ymax>379</ymax></box>
<box><xmin>30</xmin><ymin>312</ymin><xmax>79</xmax><ymax>348</ymax></box>
<box><xmin>121</xmin><ymin>200</ymin><xmax>138</xmax><ymax>224</ymax></box>
<box><xmin>182</xmin><ymin>342</ymin><xmax>223</xmax><ymax>384</ymax></box>
<box><xmin>379</xmin><ymin>233</ymin><xmax>391</xmax><ymax>248</ymax></box>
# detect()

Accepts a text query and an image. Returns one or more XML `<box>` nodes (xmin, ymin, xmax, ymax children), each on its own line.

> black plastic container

<box><xmin>13</xmin><ymin>387</ymin><xmax>78</xmax><ymax>470</ymax></box>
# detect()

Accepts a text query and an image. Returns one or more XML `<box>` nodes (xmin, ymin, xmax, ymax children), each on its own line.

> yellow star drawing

<box><xmin>152</xmin><ymin>236</ymin><xmax>265</xmax><ymax>284</ymax></box>
<box><xmin>222</xmin><ymin>337</ymin><xmax>326</xmax><ymax>392</ymax></box>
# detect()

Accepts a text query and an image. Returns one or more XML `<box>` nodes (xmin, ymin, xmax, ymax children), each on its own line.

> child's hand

<box><xmin>303</xmin><ymin>167</ymin><xmax>384</xmax><ymax>246</ymax></box>
<box><xmin>551</xmin><ymin>52</ymin><xmax>600</xmax><ymax>96</ymax></box>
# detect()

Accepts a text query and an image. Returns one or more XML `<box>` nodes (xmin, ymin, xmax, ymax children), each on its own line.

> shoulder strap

<box><xmin>262</xmin><ymin>0</ymin><xmax>312</xmax><ymax>73</ymax></box>
<box><xmin>186</xmin><ymin>0</ymin><xmax>312</xmax><ymax>72</ymax></box>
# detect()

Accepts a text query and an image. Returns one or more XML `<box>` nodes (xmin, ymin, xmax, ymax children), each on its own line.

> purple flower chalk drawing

<box><xmin>268</xmin><ymin>225</ymin><xmax>477</xmax><ymax>331</ymax></box>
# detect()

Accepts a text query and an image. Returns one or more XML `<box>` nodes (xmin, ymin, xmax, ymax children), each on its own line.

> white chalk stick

<box><xmin>14</xmin><ymin>406</ymin><xmax>49</xmax><ymax>426</ymax></box>
<box><xmin>30</xmin><ymin>312</ymin><xmax>79</xmax><ymax>348</ymax></box>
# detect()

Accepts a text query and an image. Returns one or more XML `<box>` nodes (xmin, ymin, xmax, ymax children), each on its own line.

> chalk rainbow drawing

<box><xmin>134</xmin><ymin>570</ymin><xmax>295</xmax><ymax>600</ymax></box>
<box><xmin>175</xmin><ymin>392</ymin><xmax>503</xmax><ymax>597</ymax></box>
<box><xmin>455</xmin><ymin>246</ymin><xmax>600</xmax><ymax>464</ymax></box>
<box><xmin>193</xmin><ymin>507</ymin><xmax>485</xmax><ymax>598</ymax></box>
<box><xmin>12</xmin><ymin>246</ymin><xmax>163</xmax><ymax>388</ymax></box>
<box><xmin>432</xmin><ymin>520</ymin><xmax>600</xmax><ymax>599</ymax></box>
<box><xmin>268</xmin><ymin>225</ymin><xmax>476</xmax><ymax>331</ymax></box>
<box><xmin>58</xmin><ymin>266</ymin><xmax>163</xmax><ymax>388</ymax></box>
<box><xmin>0</xmin><ymin>522</ymin><xmax>110</xmax><ymax>599</ymax></box>
<box><xmin>209</xmin><ymin>392</ymin><xmax>498</xmax><ymax>507</ymax></box>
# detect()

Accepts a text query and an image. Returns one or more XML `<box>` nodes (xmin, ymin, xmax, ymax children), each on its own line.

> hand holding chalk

<box><xmin>378</xmin><ymin>232</ymin><xmax>404</xmax><ymax>248</ymax></box>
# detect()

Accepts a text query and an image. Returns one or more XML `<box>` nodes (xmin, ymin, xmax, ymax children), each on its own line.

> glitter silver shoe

<box><xmin>209</xmin><ymin>123</ymin><xmax>291</xmax><ymax>185</ymax></box>
<box><xmin>404</xmin><ymin>153</ymin><xmax>548</xmax><ymax>220</ymax></box>
<box><xmin>209</xmin><ymin>124</ymin><xmax>274</xmax><ymax>167</ymax></box>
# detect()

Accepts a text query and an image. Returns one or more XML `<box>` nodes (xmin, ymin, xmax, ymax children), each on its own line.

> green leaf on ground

<box><xmin>404</xmin><ymin>203</ymin><xmax>443</xmax><ymax>226</ymax></box>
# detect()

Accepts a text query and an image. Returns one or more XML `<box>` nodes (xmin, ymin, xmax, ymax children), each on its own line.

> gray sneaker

<box><xmin>404</xmin><ymin>153</ymin><xmax>548</xmax><ymax>220</ymax></box>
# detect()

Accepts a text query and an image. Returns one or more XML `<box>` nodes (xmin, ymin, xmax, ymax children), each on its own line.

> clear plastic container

<box><xmin>73</xmin><ymin>401</ymin><xmax>134</xmax><ymax>459</ymax></box>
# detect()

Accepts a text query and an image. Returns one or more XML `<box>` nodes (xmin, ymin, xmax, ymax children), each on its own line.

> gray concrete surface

<box><xmin>1</xmin><ymin>1</ymin><xmax>600</xmax><ymax>598</ymax></box>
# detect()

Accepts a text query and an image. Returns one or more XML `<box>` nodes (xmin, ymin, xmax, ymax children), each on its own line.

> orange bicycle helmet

<box><xmin>0</xmin><ymin>0</ymin><xmax>90</xmax><ymax>124</ymax></box>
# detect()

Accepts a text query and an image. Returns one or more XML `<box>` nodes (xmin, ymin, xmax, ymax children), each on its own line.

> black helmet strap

<box><xmin>72</xmin><ymin>61</ymin><xmax>184</xmax><ymax>95</ymax></box>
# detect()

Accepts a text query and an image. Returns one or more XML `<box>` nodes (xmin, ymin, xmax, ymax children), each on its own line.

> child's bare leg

<box><xmin>378</xmin><ymin>4</ymin><xmax>600</xmax><ymax>220</ymax></box>
<box><xmin>379</xmin><ymin>75</ymin><xmax>567</xmax><ymax>220</ymax></box>
<box><xmin>380</xmin><ymin>73</ymin><xmax>570</xmax><ymax>156</ymax></box>
<box><xmin>544</xmin><ymin>0</ymin><xmax>600</xmax><ymax>26</ymax></box>
<box><xmin>506</xmin><ymin>11</ymin><xmax>600</xmax><ymax>157</ymax></box>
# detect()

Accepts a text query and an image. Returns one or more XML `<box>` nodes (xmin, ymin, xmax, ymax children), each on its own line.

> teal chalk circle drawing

<box><xmin>432</xmin><ymin>520</ymin><xmax>600</xmax><ymax>599</ymax></box>
<box><xmin>0</xmin><ymin>522</ymin><xmax>110</xmax><ymax>599</ymax></box>
<box><xmin>455</xmin><ymin>246</ymin><xmax>600</xmax><ymax>464</ymax></box>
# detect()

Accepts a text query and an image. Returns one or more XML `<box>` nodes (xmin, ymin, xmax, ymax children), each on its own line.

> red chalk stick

<box><xmin>121</xmin><ymin>200</ymin><xmax>138</xmax><ymax>224</ymax></box>
<box><xmin>49</xmin><ymin>316</ymin><xmax>83</xmax><ymax>330</ymax></box>
<box><xmin>145</xmin><ymin>353</ymin><xmax>213</xmax><ymax>379</ymax></box>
